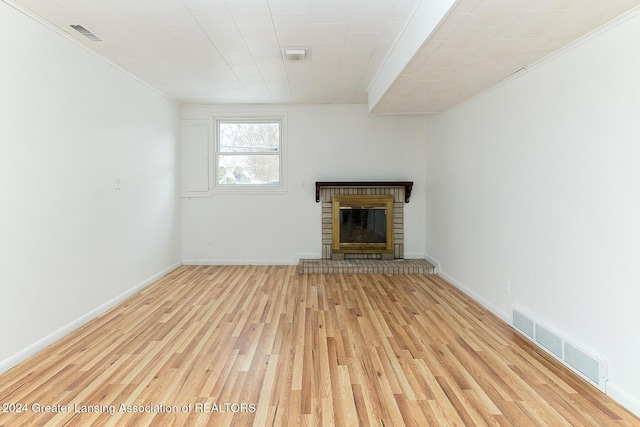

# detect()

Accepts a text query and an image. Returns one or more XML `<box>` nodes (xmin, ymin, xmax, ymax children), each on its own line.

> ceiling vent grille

<box><xmin>69</xmin><ymin>24</ymin><xmax>102</xmax><ymax>41</ymax></box>
<box><xmin>283</xmin><ymin>48</ymin><xmax>308</xmax><ymax>62</ymax></box>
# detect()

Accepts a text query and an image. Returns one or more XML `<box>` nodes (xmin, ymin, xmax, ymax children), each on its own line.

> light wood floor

<box><xmin>0</xmin><ymin>265</ymin><xmax>638</xmax><ymax>426</ymax></box>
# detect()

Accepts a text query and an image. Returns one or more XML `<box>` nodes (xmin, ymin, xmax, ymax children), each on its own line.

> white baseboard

<box><xmin>437</xmin><ymin>270</ymin><xmax>509</xmax><ymax>323</ymax></box>
<box><xmin>0</xmin><ymin>262</ymin><xmax>182</xmax><ymax>375</ymax></box>
<box><xmin>425</xmin><ymin>254</ymin><xmax>640</xmax><ymax>419</ymax></box>
<box><xmin>423</xmin><ymin>253</ymin><xmax>509</xmax><ymax>323</ymax></box>
<box><xmin>401</xmin><ymin>251</ymin><xmax>426</xmax><ymax>260</ymax></box>
<box><xmin>183</xmin><ymin>258</ymin><xmax>298</xmax><ymax>266</ymax></box>
<box><xmin>296</xmin><ymin>253</ymin><xmax>322</xmax><ymax>261</ymax></box>
<box><xmin>184</xmin><ymin>254</ymin><xmax>433</xmax><ymax>265</ymax></box>
<box><xmin>424</xmin><ymin>254</ymin><xmax>511</xmax><ymax>324</ymax></box>
<box><xmin>607</xmin><ymin>382</ymin><xmax>640</xmax><ymax>418</ymax></box>
<box><xmin>423</xmin><ymin>252</ymin><xmax>442</xmax><ymax>272</ymax></box>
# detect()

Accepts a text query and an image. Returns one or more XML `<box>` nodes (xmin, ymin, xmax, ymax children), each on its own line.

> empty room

<box><xmin>1</xmin><ymin>0</ymin><xmax>640</xmax><ymax>425</ymax></box>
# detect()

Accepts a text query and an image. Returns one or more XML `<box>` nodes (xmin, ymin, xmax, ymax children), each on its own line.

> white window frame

<box><xmin>212</xmin><ymin>113</ymin><xmax>287</xmax><ymax>195</ymax></box>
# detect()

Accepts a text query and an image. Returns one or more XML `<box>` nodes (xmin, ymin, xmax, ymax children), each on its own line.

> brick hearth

<box><xmin>297</xmin><ymin>258</ymin><xmax>436</xmax><ymax>275</ymax></box>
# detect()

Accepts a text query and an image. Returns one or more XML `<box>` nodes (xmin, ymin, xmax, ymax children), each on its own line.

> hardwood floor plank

<box><xmin>1</xmin><ymin>266</ymin><xmax>639</xmax><ymax>426</ymax></box>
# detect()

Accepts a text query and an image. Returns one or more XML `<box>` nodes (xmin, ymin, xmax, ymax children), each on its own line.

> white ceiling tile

<box><xmin>430</xmin><ymin>13</ymin><xmax>467</xmax><ymax>40</ymax></box>
<box><xmin>495</xmin><ymin>11</ymin><xmax>549</xmax><ymax>40</ymax></box>
<box><xmin>221</xmin><ymin>50</ymin><xmax>256</xmax><ymax>65</ymax></box>
<box><xmin>344</xmin><ymin>32</ymin><xmax>379</xmax><ymax>50</ymax></box>
<box><xmin>272</xmin><ymin>12</ymin><xmax>312</xmax><ymax>35</ymax></box>
<box><xmin>276</xmin><ymin>33</ymin><xmax>313</xmax><ymax>48</ymax></box>
<box><xmin>17</xmin><ymin>0</ymin><xmax>80</xmax><ymax>23</ymax></box>
<box><xmin>234</xmin><ymin>15</ymin><xmax>275</xmax><ymax>35</ymax></box>
<box><xmin>313</xmin><ymin>56</ymin><xmax>341</xmax><ymax>69</ymax></box>
<box><xmin>13</xmin><ymin>0</ymin><xmax>640</xmax><ymax>110</ymax></box>
<box><xmin>407</xmin><ymin>66</ymin><xmax>448</xmax><ymax>83</ymax></box>
<box><xmin>452</xmin><ymin>0</ymin><xmax>481</xmax><ymax>15</ymax></box>
<box><xmin>359</xmin><ymin>60</ymin><xmax>383</xmax><ymax>85</ymax></box>
<box><xmin>151</xmin><ymin>10</ymin><xmax>198</xmax><ymax>26</ymax></box>
<box><xmin>378</xmin><ymin>21</ymin><xmax>403</xmax><ymax>43</ymax></box>
<box><xmin>260</xmin><ymin>70</ymin><xmax>288</xmax><ymax>83</ymax></box>
<box><xmin>348</xmin><ymin>10</ymin><xmax>389</xmax><ymax>33</ymax></box>
<box><xmin>265</xmin><ymin>80</ymin><xmax>291</xmax><ymax>92</ymax></box>
<box><xmin>225</xmin><ymin>0</ymin><xmax>272</xmax><ymax>16</ymax></box>
<box><xmin>530</xmin><ymin>0</ymin><xmax>587</xmax><ymax>12</ymax></box>
<box><xmin>164</xmin><ymin>25</ymin><xmax>222</xmax><ymax>60</ymax></box>
<box><xmin>268</xmin><ymin>0</ymin><xmax>311</xmax><ymax>14</ymax></box>
<box><xmin>246</xmin><ymin>42</ymin><xmax>282</xmax><ymax>59</ymax></box>
<box><xmin>182</xmin><ymin>0</ymin><xmax>228</xmax><ymax>14</ymax></box>
<box><xmin>469</xmin><ymin>38</ymin><xmax>533</xmax><ymax>64</ymax></box>
<box><xmin>438</xmin><ymin>25</ymin><xmax>503</xmax><ymax>52</ymax></box>
<box><xmin>310</xmin><ymin>0</ymin><xmax>352</xmax><ymax>23</ymax></box>
<box><xmin>231</xmin><ymin>64</ymin><xmax>261</xmax><ymax>76</ymax></box>
<box><xmin>242</xmin><ymin>80</ymin><xmax>269</xmax><ymax>90</ymax></box>
<box><xmin>76</xmin><ymin>13</ymin><xmax>128</xmax><ymax>35</ymax></box>
<box><xmin>421</xmin><ymin>49</ymin><xmax>468</xmax><ymax>70</ymax></box>
<box><xmin>238</xmin><ymin>26</ymin><xmax>279</xmax><ymax>45</ymax></box>
<box><xmin>312</xmin><ymin>23</ymin><xmax>348</xmax><ymax>44</ymax></box>
<box><xmin>351</xmin><ymin>91</ymin><xmax>368</xmax><ymax>104</ymax></box>
<box><xmin>371</xmin><ymin>41</ymin><xmax>392</xmax><ymax>58</ymax></box>
<box><xmin>447</xmin><ymin>58</ymin><xmax>499</xmax><ymax>78</ymax></box>
<box><xmin>256</xmin><ymin>58</ymin><xmax>287</xmax><ymax>80</ymax></box>
<box><xmin>340</xmin><ymin>48</ymin><xmax>373</xmax><ymax>64</ymax></box>
<box><xmin>198</xmin><ymin>16</ymin><xmax>247</xmax><ymax>51</ymax></box>
<box><xmin>387</xmin><ymin>0</ymin><xmax>417</xmax><ymax>22</ymax></box>
<box><xmin>311</xmin><ymin>43</ymin><xmax>344</xmax><ymax>60</ymax></box>
<box><xmin>352</xmin><ymin>0</ymin><xmax>394</xmax><ymax>12</ymax></box>
<box><xmin>409</xmin><ymin>39</ymin><xmax>444</xmax><ymax>64</ymax></box>
<box><xmin>464</xmin><ymin>0</ymin><xmax>536</xmax><ymax>27</ymax></box>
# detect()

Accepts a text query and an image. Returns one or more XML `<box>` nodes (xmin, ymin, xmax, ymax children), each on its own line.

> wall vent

<box><xmin>511</xmin><ymin>306</ymin><xmax>608</xmax><ymax>392</ymax></box>
<box><xmin>512</xmin><ymin>308</ymin><xmax>534</xmax><ymax>339</ymax></box>
<box><xmin>565</xmin><ymin>342</ymin><xmax>602</xmax><ymax>385</ymax></box>
<box><xmin>535</xmin><ymin>323</ymin><xmax>563</xmax><ymax>358</ymax></box>
<box><xmin>69</xmin><ymin>24</ymin><xmax>102</xmax><ymax>41</ymax></box>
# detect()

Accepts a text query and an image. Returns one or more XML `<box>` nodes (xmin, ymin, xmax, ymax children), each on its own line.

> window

<box><xmin>214</xmin><ymin>117</ymin><xmax>285</xmax><ymax>192</ymax></box>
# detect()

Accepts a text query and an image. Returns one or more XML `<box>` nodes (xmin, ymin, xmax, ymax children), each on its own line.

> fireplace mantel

<box><xmin>315</xmin><ymin>181</ymin><xmax>413</xmax><ymax>203</ymax></box>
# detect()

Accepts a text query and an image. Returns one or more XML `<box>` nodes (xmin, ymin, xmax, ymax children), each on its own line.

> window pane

<box><xmin>219</xmin><ymin>122</ymin><xmax>280</xmax><ymax>152</ymax></box>
<box><xmin>218</xmin><ymin>155</ymin><xmax>280</xmax><ymax>185</ymax></box>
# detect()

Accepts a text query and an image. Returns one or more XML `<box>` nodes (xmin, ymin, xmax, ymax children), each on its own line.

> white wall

<box><xmin>424</xmin><ymin>11</ymin><xmax>640</xmax><ymax>415</ymax></box>
<box><xmin>182</xmin><ymin>104</ymin><xmax>427</xmax><ymax>264</ymax></box>
<box><xmin>0</xmin><ymin>3</ymin><xmax>182</xmax><ymax>369</ymax></box>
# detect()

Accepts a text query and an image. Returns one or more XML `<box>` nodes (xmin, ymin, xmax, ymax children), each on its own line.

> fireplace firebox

<box><xmin>332</xmin><ymin>195</ymin><xmax>394</xmax><ymax>256</ymax></box>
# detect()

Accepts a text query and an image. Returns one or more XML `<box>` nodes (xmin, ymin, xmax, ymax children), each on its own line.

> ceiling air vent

<box><xmin>69</xmin><ymin>24</ymin><xmax>102</xmax><ymax>41</ymax></box>
<box><xmin>283</xmin><ymin>48</ymin><xmax>308</xmax><ymax>62</ymax></box>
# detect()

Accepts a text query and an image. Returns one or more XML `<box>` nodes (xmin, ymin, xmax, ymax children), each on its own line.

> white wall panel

<box><xmin>424</xmin><ymin>10</ymin><xmax>640</xmax><ymax>416</ymax></box>
<box><xmin>0</xmin><ymin>2</ymin><xmax>181</xmax><ymax>370</ymax></box>
<box><xmin>181</xmin><ymin>104</ymin><xmax>428</xmax><ymax>264</ymax></box>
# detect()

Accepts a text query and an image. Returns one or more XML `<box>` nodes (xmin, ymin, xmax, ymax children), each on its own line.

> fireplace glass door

<box><xmin>332</xmin><ymin>195</ymin><xmax>394</xmax><ymax>254</ymax></box>
<box><xmin>339</xmin><ymin>207</ymin><xmax>387</xmax><ymax>244</ymax></box>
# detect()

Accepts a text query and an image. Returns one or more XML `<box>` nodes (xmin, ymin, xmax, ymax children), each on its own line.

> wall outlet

<box><xmin>114</xmin><ymin>177</ymin><xmax>122</xmax><ymax>190</ymax></box>
<box><xmin>503</xmin><ymin>278</ymin><xmax>511</xmax><ymax>294</ymax></box>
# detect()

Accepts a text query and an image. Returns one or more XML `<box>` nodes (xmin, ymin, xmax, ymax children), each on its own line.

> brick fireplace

<box><xmin>298</xmin><ymin>180</ymin><xmax>434</xmax><ymax>274</ymax></box>
<box><xmin>316</xmin><ymin>181</ymin><xmax>413</xmax><ymax>260</ymax></box>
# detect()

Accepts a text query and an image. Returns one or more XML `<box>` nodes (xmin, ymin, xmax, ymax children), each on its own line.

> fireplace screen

<box><xmin>332</xmin><ymin>195</ymin><xmax>394</xmax><ymax>254</ymax></box>
<box><xmin>339</xmin><ymin>207</ymin><xmax>387</xmax><ymax>244</ymax></box>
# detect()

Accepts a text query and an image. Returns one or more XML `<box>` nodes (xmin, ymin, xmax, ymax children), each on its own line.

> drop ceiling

<box><xmin>9</xmin><ymin>0</ymin><xmax>640</xmax><ymax>113</ymax></box>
